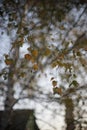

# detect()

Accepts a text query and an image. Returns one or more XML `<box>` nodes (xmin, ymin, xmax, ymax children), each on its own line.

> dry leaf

<box><xmin>53</xmin><ymin>87</ymin><xmax>62</xmax><ymax>95</ymax></box>
<box><xmin>45</xmin><ymin>48</ymin><xmax>51</xmax><ymax>56</ymax></box>
<box><xmin>50</xmin><ymin>77</ymin><xmax>54</xmax><ymax>81</ymax></box>
<box><xmin>52</xmin><ymin>80</ymin><xmax>57</xmax><ymax>87</ymax></box>
<box><xmin>24</xmin><ymin>54</ymin><xmax>31</xmax><ymax>60</ymax></box>
<box><xmin>32</xmin><ymin>50</ymin><xmax>38</xmax><ymax>57</ymax></box>
<box><xmin>33</xmin><ymin>64</ymin><xmax>38</xmax><ymax>70</ymax></box>
<box><xmin>5</xmin><ymin>59</ymin><xmax>13</xmax><ymax>65</ymax></box>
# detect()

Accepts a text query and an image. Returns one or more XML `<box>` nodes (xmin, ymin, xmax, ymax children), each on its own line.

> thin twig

<box><xmin>61</xmin><ymin>5</ymin><xmax>87</xmax><ymax>45</ymax></box>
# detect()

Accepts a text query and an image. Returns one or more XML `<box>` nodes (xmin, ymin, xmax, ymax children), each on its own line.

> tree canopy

<box><xmin>0</xmin><ymin>0</ymin><xmax>87</xmax><ymax>130</ymax></box>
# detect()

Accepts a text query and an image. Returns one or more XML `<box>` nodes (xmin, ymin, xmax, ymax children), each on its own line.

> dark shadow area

<box><xmin>0</xmin><ymin>109</ymin><xmax>40</xmax><ymax>130</ymax></box>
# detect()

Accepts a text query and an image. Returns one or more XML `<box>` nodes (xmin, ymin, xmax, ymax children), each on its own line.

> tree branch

<box><xmin>61</xmin><ymin>5</ymin><xmax>87</xmax><ymax>46</ymax></box>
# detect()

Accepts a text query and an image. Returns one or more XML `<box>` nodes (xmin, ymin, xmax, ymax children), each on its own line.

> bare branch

<box><xmin>61</xmin><ymin>5</ymin><xmax>87</xmax><ymax>46</ymax></box>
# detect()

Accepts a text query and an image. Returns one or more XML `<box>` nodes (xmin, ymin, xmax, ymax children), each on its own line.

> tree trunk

<box><xmin>64</xmin><ymin>97</ymin><xmax>75</xmax><ymax>130</ymax></box>
<box><xmin>26</xmin><ymin>112</ymin><xmax>40</xmax><ymax>130</ymax></box>
<box><xmin>0</xmin><ymin>1</ymin><xmax>30</xmax><ymax>130</ymax></box>
<box><xmin>0</xmin><ymin>45</ymin><xmax>19</xmax><ymax>130</ymax></box>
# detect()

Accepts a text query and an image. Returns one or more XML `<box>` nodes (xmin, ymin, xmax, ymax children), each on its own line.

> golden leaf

<box><xmin>52</xmin><ymin>80</ymin><xmax>57</xmax><ymax>87</ymax></box>
<box><xmin>31</xmin><ymin>57</ymin><xmax>35</xmax><ymax>63</ymax></box>
<box><xmin>33</xmin><ymin>64</ymin><xmax>38</xmax><ymax>70</ymax></box>
<box><xmin>5</xmin><ymin>59</ymin><xmax>13</xmax><ymax>65</ymax></box>
<box><xmin>53</xmin><ymin>87</ymin><xmax>62</xmax><ymax>95</ymax></box>
<box><xmin>32</xmin><ymin>50</ymin><xmax>38</xmax><ymax>57</ymax></box>
<box><xmin>57</xmin><ymin>88</ymin><xmax>62</xmax><ymax>95</ymax></box>
<box><xmin>24</xmin><ymin>54</ymin><xmax>31</xmax><ymax>60</ymax></box>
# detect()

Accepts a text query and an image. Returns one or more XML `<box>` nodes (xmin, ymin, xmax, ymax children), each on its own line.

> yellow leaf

<box><xmin>24</xmin><ymin>54</ymin><xmax>31</xmax><ymax>60</ymax></box>
<box><xmin>52</xmin><ymin>80</ymin><xmax>57</xmax><ymax>87</ymax></box>
<box><xmin>33</xmin><ymin>64</ymin><xmax>38</xmax><ymax>70</ymax></box>
<box><xmin>31</xmin><ymin>57</ymin><xmax>35</xmax><ymax>63</ymax></box>
<box><xmin>57</xmin><ymin>88</ymin><xmax>62</xmax><ymax>95</ymax></box>
<box><xmin>5</xmin><ymin>59</ymin><xmax>13</xmax><ymax>65</ymax></box>
<box><xmin>53</xmin><ymin>87</ymin><xmax>62</xmax><ymax>95</ymax></box>
<box><xmin>32</xmin><ymin>50</ymin><xmax>38</xmax><ymax>57</ymax></box>
<box><xmin>45</xmin><ymin>48</ymin><xmax>51</xmax><ymax>56</ymax></box>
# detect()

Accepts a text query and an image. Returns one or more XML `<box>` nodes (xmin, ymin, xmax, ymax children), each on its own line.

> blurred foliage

<box><xmin>0</xmin><ymin>0</ymin><xmax>87</xmax><ymax>129</ymax></box>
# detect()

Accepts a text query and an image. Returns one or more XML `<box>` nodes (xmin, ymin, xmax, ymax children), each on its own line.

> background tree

<box><xmin>0</xmin><ymin>0</ymin><xmax>87</xmax><ymax>130</ymax></box>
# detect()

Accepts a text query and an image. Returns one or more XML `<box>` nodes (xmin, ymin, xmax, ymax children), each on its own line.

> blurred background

<box><xmin>0</xmin><ymin>0</ymin><xmax>87</xmax><ymax>130</ymax></box>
